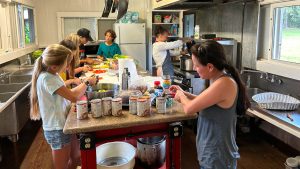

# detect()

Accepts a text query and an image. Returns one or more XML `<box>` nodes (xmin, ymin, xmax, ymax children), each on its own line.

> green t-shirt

<box><xmin>96</xmin><ymin>42</ymin><xmax>121</xmax><ymax>59</ymax></box>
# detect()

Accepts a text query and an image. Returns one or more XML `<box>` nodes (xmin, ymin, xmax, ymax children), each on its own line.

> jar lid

<box><xmin>162</xmin><ymin>75</ymin><xmax>171</xmax><ymax>79</ymax></box>
<box><xmin>137</xmin><ymin>98</ymin><xmax>147</xmax><ymax>102</ymax></box>
<box><xmin>90</xmin><ymin>99</ymin><xmax>101</xmax><ymax>103</ymax></box>
<box><xmin>102</xmin><ymin>97</ymin><xmax>112</xmax><ymax>101</ymax></box>
<box><xmin>154</xmin><ymin>81</ymin><xmax>160</xmax><ymax>86</ymax></box>
<box><xmin>112</xmin><ymin>98</ymin><xmax>122</xmax><ymax>102</ymax></box>
<box><xmin>76</xmin><ymin>100</ymin><xmax>87</xmax><ymax>104</ymax></box>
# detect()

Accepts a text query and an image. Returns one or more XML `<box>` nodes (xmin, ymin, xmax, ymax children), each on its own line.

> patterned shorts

<box><xmin>44</xmin><ymin>130</ymin><xmax>71</xmax><ymax>150</ymax></box>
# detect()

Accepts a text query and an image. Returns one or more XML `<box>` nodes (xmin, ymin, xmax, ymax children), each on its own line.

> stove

<box><xmin>172</xmin><ymin>62</ymin><xmax>205</xmax><ymax>95</ymax></box>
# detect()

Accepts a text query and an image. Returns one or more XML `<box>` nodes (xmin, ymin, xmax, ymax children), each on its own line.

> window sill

<box><xmin>0</xmin><ymin>45</ymin><xmax>38</xmax><ymax>65</ymax></box>
<box><xmin>256</xmin><ymin>59</ymin><xmax>300</xmax><ymax>80</ymax></box>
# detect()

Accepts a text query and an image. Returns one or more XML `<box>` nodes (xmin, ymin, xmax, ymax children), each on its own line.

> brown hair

<box><xmin>59</xmin><ymin>39</ymin><xmax>76</xmax><ymax>79</ymax></box>
<box><xmin>191</xmin><ymin>40</ymin><xmax>250</xmax><ymax>115</ymax></box>
<box><xmin>30</xmin><ymin>44</ymin><xmax>72</xmax><ymax>120</ymax></box>
<box><xmin>154</xmin><ymin>26</ymin><xmax>168</xmax><ymax>37</ymax></box>
<box><xmin>105</xmin><ymin>29</ymin><xmax>117</xmax><ymax>42</ymax></box>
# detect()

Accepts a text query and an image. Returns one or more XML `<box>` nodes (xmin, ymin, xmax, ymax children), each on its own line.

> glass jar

<box><xmin>162</xmin><ymin>75</ymin><xmax>171</xmax><ymax>89</ymax></box>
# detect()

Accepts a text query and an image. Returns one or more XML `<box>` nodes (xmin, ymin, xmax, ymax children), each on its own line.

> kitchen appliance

<box><xmin>180</xmin><ymin>55</ymin><xmax>194</xmax><ymax>71</ymax></box>
<box><xmin>114</xmin><ymin>23</ymin><xmax>147</xmax><ymax>70</ymax></box>
<box><xmin>96</xmin><ymin>141</ymin><xmax>136</xmax><ymax>169</ymax></box>
<box><xmin>137</xmin><ymin>136</ymin><xmax>166</xmax><ymax>169</ymax></box>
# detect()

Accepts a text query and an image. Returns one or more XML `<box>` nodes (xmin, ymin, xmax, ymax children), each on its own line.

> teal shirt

<box><xmin>96</xmin><ymin>42</ymin><xmax>121</xmax><ymax>59</ymax></box>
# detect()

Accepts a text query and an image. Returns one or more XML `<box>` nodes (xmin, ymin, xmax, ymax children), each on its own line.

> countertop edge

<box><xmin>247</xmin><ymin>108</ymin><xmax>300</xmax><ymax>139</ymax></box>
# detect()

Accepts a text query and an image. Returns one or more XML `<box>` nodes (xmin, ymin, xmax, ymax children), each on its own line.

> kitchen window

<box><xmin>16</xmin><ymin>4</ymin><xmax>36</xmax><ymax>47</ymax></box>
<box><xmin>63</xmin><ymin>18</ymin><xmax>97</xmax><ymax>41</ymax></box>
<box><xmin>272</xmin><ymin>4</ymin><xmax>300</xmax><ymax>64</ymax></box>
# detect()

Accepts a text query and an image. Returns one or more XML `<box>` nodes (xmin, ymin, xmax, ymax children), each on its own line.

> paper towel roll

<box><xmin>118</xmin><ymin>58</ymin><xmax>138</xmax><ymax>83</ymax></box>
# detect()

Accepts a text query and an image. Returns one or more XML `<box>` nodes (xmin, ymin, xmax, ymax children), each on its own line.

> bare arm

<box><xmin>175</xmin><ymin>77</ymin><xmax>237</xmax><ymax>114</ymax></box>
<box><xmin>155</xmin><ymin>40</ymin><xmax>183</xmax><ymax>51</ymax></box>
<box><xmin>55</xmin><ymin>83</ymin><xmax>87</xmax><ymax>103</ymax></box>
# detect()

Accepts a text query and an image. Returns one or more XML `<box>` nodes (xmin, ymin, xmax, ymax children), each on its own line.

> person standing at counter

<box><xmin>170</xmin><ymin>40</ymin><xmax>250</xmax><ymax>169</ymax></box>
<box><xmin>153</xmin><ymin>26</ymin><xmax>184</xmax><ymax>77</ymax></box>
<box><xmin>96</xmin><ymin>29</ymin><xmax>121</xmax><ymax>60</ymax></box>
<box><xmin>77</xmin><ymin>28</ymin><xmax>97</xmax><ymax>65</ymax></box>
<box><xmin>30</xmin><ymin>44</ymin><xmax>96</xmax><ymax>169</ymax></box>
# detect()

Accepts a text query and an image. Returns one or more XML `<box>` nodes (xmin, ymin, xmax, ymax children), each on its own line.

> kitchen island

<box><xmin>64</xmin><ymin>97</ymin><xmax>197</xmax><ymax>169</ymax></box>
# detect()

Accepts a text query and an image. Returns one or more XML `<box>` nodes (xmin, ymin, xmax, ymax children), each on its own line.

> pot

<box><xmin>137</xmin><ymin>136</ymin><xmax>166</xmax><ymax>169</ymax></box>
<box><xmin>180</xmin><ymin>55</ymin><xmax>194</xmax><ymax>71</ymax></box>
<box><xmin>96</xmin><ymin>141</ymin><xmax>136</xmax><ymax>169</ymax></box>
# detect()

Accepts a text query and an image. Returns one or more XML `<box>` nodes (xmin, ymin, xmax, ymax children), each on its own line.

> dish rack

<box><xmin>252</xmin><ymin>92</ymin><xmax>300</xmax><ymax>110</ymax></box>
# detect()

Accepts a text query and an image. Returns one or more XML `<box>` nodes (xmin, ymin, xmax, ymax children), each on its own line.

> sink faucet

<box><xmin>240</xmin><ymin>69</ymin><xmax>282</xmax><ymax>84</ymax></box>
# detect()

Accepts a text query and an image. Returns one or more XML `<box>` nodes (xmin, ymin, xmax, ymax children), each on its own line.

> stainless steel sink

<box><xmin>247</xmin><ymin>87</ymin><xmax>266</xmax><ymax>102</ymax></box>
<box><xmin>0</xmin><ymin>85</ymin><xmax>31</xmax><ymax>142</ymax></box>
<box><xmin>11</xmin><ymin>68</ymin><xmax>33</xmax><ymax>76</ymax></box>
<box><xmin>0</xmin><ymin>83</ymin><xmax>27</xmax><ymax>93</ymax></box>
<box><xmin>0</xmin><ymin>92</ymin><xmax>15</xmax><ymax>102</ymax></box>
<box><xmin>9</xmin><ymin>75</ymin><xmax>31</xmax><ymax>83</ymax></box>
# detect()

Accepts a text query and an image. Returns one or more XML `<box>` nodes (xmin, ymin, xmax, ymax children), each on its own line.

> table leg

<box><xmin>173</xmin><ymin>137</ymin><xmax>181</xmax><ymax>169</ymax></box>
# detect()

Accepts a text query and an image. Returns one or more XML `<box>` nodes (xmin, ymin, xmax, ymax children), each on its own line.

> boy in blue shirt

<box><xmin>97</xmin><ymin>29</ymin><xmax>121</xmax><ymax>60</ymax></box>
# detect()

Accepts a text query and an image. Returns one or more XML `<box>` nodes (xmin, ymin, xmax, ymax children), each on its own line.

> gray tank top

<box><xmin>196</xmin><ymin>75</ymin><xmax>240</xmax><ymax>169</ymax></box>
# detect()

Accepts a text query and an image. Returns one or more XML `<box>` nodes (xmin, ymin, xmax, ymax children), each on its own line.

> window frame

<box><xmin>15</xmin><ymin>4</ymin><xmax>37</xmax><ymax>48</ymax></box>
<box><xmin>56</xmin><ymin>12</ymin><xmax>117</xmax><ymax>42</ymax></box>
<box><xmin>268</xmin><ymin>1</ymin><xmax>300</xmax><ymax>66</ymax></box>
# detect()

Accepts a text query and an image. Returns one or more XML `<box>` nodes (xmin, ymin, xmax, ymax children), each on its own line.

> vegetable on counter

<box><xmin>93</xmin><ymin>69</ymin><xmax>107</xmax><ymax>74</ymax></box>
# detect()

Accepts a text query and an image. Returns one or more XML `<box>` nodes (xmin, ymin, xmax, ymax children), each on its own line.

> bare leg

<box><xmin>67</xmin><ymin>135</ymin><xmax>81</xmax><ymax>169</ymax></box>
<box><xmin>52</xmin><ymin>144</ymin><xmax>71</xmax><ymax>169</ymax></box>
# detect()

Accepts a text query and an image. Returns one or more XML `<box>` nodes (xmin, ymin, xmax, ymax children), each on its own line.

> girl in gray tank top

<box><xmin>170</xmin><ymin>41</ymin><xmax>250</xmax><ymax>169</ymax></box>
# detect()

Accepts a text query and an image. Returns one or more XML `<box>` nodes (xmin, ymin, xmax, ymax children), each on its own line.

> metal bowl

<box><xmin>86</xmin><ymin>83</ymin><xmax>119</xmax><ymax>100</ymax></box>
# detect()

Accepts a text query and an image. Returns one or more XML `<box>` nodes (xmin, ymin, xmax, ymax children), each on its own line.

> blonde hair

<box><xmin>65</xmin><ymin>33</ymin><xmax>81</xmax><ymax>67</ymax></box>
<box><xmin>30</xmin><ymin>44</ymin><xmax>72</xmax><ymax>120</ymax></box>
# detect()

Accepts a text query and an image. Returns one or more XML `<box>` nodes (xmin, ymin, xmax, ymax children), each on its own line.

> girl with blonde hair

<box><xmin>30</xmin><ymin>44</ymin><xmax>96</xmax><ymax>169</ymax></box>
<box><xmin>64</xmin><ymin>33</ymin><xmax>92</xmax><ymax>76</ymax></box>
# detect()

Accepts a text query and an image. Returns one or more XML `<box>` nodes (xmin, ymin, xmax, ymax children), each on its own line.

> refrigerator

<box><xmin>114</xmin><ymin>23</ymin><xmax>147</xmax><ymax>70</ymax></box>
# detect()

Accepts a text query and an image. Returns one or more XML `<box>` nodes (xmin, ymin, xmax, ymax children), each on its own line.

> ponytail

<box><xmin>224</xmin><ymin>63</ymin><xmax>250</xmax><ymax>115</ymax></box>
<box><xmin>30</xmin><ymin>56</ymin><xmax>45</xmax><ymax>120</ymax></box>
<box><xmin>29</xmin><ymin>44</ymin><xmax>72</xmax><ymax>120</ymax></box>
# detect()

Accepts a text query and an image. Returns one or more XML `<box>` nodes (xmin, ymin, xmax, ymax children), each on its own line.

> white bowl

<box><xmin>96</xmin><ymin>142</ymin><xmax>136</xmax><ymax>169</ymax></box>
<box><xmin>252</xmin><ymin>92</ymin><xmax>300</xmax><ymax>110</ymax></box>
<box><xmin>286</xmin><ymin>157</ymin><xmax>298</xmax><ymax>168</ymax></box>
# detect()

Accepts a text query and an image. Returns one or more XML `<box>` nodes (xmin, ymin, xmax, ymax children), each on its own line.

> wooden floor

<box><xmin>0</xmin><ymin>120</ymin><xmax>297</xmax><ymax>169</ymax></box>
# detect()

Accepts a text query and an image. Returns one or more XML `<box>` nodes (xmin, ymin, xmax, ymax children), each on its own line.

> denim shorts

<box><xmin>44</xmin><ymin>130</ymin><xmax>71</xmax><ymax>150</ymax></box>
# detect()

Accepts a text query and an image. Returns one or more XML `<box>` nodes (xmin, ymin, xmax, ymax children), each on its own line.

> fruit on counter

<box><xmin>93</xmin><ymin>69</ymin><xmax>107</xmax><ymax>74</ymax></box>
<box><xmin>113</xmin><ymin>54</ymin><xmax>129</xmax><ymax>59</ymax></box>
<box><xmin>32</xmin><ymin>49</ymin><xmax>43</xmax><ymax>60</ymax></box>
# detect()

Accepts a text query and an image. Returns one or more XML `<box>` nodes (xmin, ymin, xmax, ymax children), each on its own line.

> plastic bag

<box><xmin>129</xmin><ymin>76</ymin><xmax>148</xmax><ymax>94</ymax></box>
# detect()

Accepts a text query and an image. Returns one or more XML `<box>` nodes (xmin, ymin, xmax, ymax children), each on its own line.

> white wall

<box><xmin>35</xmin><ymin>0</ymin><xmax>149</xmax><ymax>47</ymax></box>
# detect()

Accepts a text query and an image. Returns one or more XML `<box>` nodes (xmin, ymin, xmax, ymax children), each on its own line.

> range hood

<box><xmin>152</xmin><ymin>0</ymin><xmax>214</xmax><ymax>10</ymax></box>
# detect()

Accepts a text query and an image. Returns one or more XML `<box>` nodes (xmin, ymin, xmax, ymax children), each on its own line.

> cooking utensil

<box><xmin>117</xmin><ymin>0</ymin><xmax>128</xmax><ymax>20</ymax></box>
<box><xmin>180</xmin><ymin>55</ymin><xmax>194</xmax><ymax>71</ymax></box>
<box><xmin>111</xmin><ymin>0</ymin><xmax>118</xmax><ymax>13</ymax></box>
<box><xmin>102</xmin><ymin>0</ymin><xmax>113</xmax><ymax>17</ymax></box>
<box><xmin>96</xmin><ymin>141</ymin><xmax>136</xmax><ymax>169</ymax></box>
<box><xmin>137</xmin><ymin>136</ymin><xmax>166</xmax><ymax>169</ymax></box>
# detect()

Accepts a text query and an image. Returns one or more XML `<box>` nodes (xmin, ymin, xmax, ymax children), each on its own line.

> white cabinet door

<box><xmin>120</xmin><ymin>44</ymin><xmax>147</xmax><ymax>70</ymax></box>
<box><xmin>115</xmin><ymin>23</ymin><xmax>146</xmax><ymax>44</ymax></box>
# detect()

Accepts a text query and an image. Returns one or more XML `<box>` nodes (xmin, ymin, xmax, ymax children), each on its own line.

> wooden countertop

<box><xmin>63</xmin><ymin>101</ymin><xmax>197</xmax><ymax>134</ymax></box>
